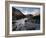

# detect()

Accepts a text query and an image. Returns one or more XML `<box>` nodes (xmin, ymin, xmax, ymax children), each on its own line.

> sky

<box><xmin>13</xmin><ymin>7</ymin><xmax>40</xmax><ymax>16</ymax></box>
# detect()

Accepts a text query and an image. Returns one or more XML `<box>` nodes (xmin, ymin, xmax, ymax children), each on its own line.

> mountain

<box><xmin>12</xmin><ymin>7</ymin><xmax>40</xmax><ymax>20</ymax></box>
<box><xmin>12</xmin><ymin>7</ymin><xmax>26</xmax><ymax>20</ymax></box>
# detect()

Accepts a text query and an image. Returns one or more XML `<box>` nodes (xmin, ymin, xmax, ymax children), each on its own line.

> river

<box><xmin>12</xmin><ymin>18</ymin><xmax>40</xmax><ymax>31</ymax></box>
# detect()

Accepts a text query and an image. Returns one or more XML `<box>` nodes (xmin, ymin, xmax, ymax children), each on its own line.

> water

<box><xmin>12</xmin><ymin>18</ymin><xmax>40</xmax><ymax>31</ymax></box>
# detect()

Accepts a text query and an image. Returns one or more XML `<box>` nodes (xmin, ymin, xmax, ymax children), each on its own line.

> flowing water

<box><xmin>12</xmin><ymin>18</ymin><xmax>40</xmax><ymax>31</ymax></box>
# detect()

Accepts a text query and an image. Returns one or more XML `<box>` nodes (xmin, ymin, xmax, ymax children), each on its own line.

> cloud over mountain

<box><xmin>14</xmin><ymin>7</ymin><xmax>40</xmax><ymax>16</ymax></box>
<box><xmin>30</xmin><ymin>9</ymin><xmax>40</xmax><ymax>16</ymax></box>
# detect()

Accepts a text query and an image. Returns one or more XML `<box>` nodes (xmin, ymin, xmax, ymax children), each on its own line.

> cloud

<box><xmin>30</xmin><ymin>9</ymin><xmax>40</xmax><ymax>16</ymax></box>
<box><xmin>23</xmin><ymin>9</ymin><xmax>40</xmax><ymax>16</ymax></box>
<box><xmin>14</xmin><ymin>7</ymin><xmax>40</xmax><ymax>16</ymax></box>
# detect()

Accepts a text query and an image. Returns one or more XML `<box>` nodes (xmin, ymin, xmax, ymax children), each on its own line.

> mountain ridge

<box><xmin>12</xmin><ymin>7</ymin><xmax>40</xmax><ymax>20</ymax></box>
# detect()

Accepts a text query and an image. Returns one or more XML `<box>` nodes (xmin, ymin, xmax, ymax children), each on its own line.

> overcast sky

<box><xmin>13</xmin><ymin>7</ymin><xmax>40</xmax><ymax>16</ymax></box>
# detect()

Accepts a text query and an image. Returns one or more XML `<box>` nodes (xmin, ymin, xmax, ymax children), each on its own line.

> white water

<box><xmin>13</xmin><ymin>18</ymin><xmax>40</xmax><ymax>31</ymax></box>
<box><xmin>15</xmin><ymin>18</ymin><xmax>28</xmax><ymax>25</ymax></box>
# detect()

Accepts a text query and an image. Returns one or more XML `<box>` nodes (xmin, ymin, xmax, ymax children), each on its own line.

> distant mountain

<box><xmin>26</xmin><ymin>14</ymin><xmax>33</xmax><ymax>16</ymax></box>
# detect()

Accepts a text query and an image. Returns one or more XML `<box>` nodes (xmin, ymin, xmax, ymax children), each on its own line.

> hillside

<box><xmin>12</xmin><ymin>7</ymin><xmax>26</xmax><ymax>20</ymax></box>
